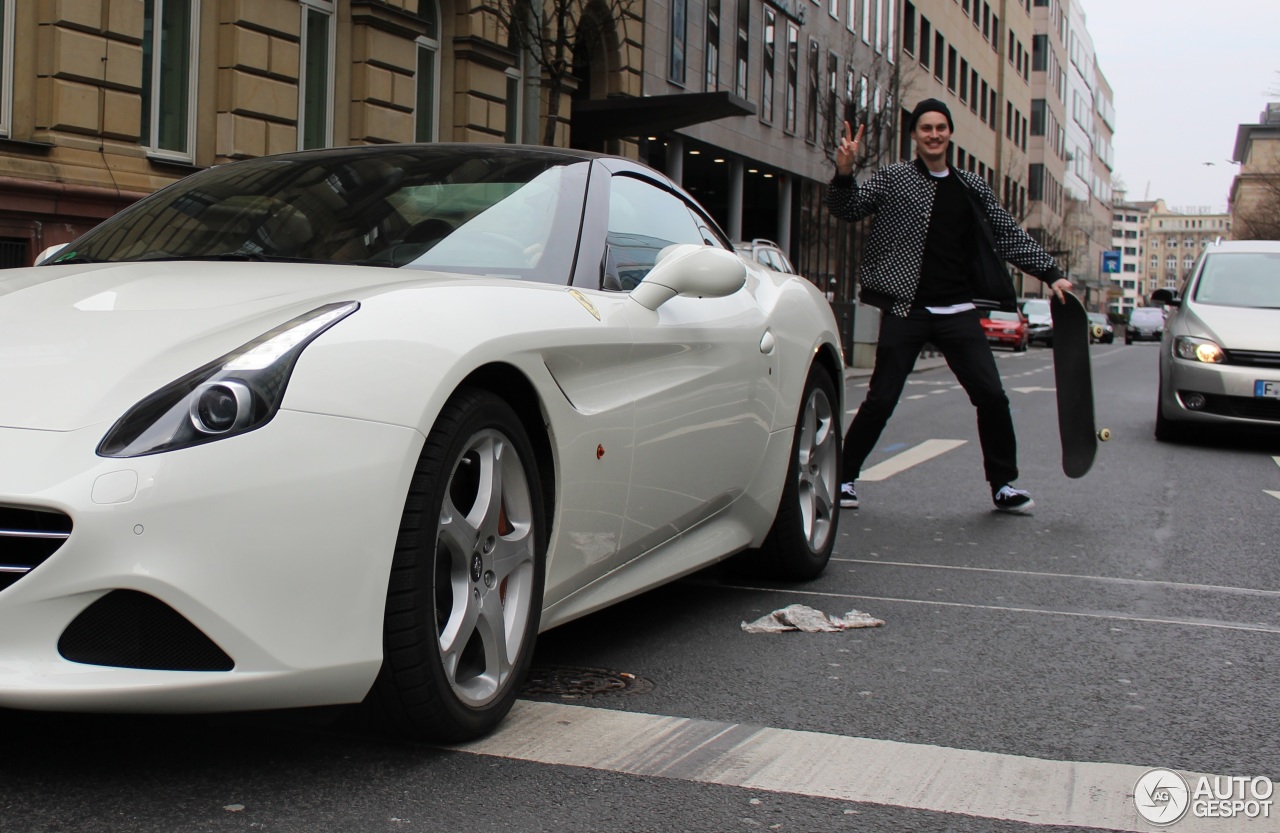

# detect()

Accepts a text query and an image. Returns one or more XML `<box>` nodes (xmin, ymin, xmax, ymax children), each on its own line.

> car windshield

<box><xmin>1192</xmin><ymin>252</ymin><xmax>1280</xmax><ymax>308</ymax></box>
<box><xmin>1022</xmin><ymin>300</ymin><xmax>1050</xmax><ymax>316</ymax></box>
<box><xmin>987</xmin><ymin>311</ymin><xmax>1021</xmax><ymax>322</ymax></box>
<box><xmin>1087</xmin><ymin>312</ymin><xmax>1105</xmax><ymax>322</ymax></box>
<box><xmin>45</xmin><ymin>146</ymin><xmax>589</xmax><ymax>283</ymax></box>
<box><xmin>1129</xmin><ymin>308</ymin><xmax>1163</xmax><ymax>323</ymax></box>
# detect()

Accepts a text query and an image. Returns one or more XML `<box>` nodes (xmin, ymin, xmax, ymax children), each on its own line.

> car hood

<box><xmin>1185</xmin><ymin>302</ymin><xmax>1280</xmax><ymax>352</ymax></box>
<box><xmin>0</xmin><ymin>261</ymin><xmax>443</xmax><ymax>431</ymax></box>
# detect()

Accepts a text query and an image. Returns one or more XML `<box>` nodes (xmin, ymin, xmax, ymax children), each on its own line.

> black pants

<box><xmin>843</xmin><ymin>308</ymin><xmax>1018</xmax><ymax>488</ymax></box>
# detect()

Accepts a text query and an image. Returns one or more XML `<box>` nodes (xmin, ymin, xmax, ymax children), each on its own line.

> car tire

<box><xmin>736</xmin><ymin>366</ymin><xmax>840</xmax><ymax>580</ymax></box>
<box><xmin>365</xmin><ymin>387</ymin><xmax>546</xmax><ymax>741</ymax></box>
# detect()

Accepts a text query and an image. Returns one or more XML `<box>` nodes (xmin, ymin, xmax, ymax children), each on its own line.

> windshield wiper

<box><xmin>42</xmin><ymin>253</ymin><xmax>107</xmax><ymax>266</ymax></box>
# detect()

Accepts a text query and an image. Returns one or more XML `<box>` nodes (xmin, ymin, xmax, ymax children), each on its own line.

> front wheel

<box><xmin>1154</xmin><ymin>381</ymin><xmax>1188</xmax><ymax>444</ymax></box>
<box><xmin>736</xmin><ymin>366</ymin><xmax>840</xmax><ymax>580</ymax></box>
<box><xmin>365</xmin><ymin>388</ymin><xmax>546</xmax><ymax>741</ymax></box>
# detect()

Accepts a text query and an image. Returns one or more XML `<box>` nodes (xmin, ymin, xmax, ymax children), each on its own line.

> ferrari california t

<box><xmin>0</xmin><ymin>144</ymin><xmax>845</xmax><ymax>740</ymax></box>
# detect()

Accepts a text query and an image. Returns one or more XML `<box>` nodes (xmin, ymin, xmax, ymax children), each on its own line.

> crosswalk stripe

<box><xmin>858</xmin><ymin>439</ymin><xmax>967</xmax><ymax>482</ymax></box>
<box><xmin>454</xmin><ymin>701</ymin><xmax>1261</xmax><ymax>832</ymax></box>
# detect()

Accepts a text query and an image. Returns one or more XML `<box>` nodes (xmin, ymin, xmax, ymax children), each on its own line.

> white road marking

<box><xmin>834</xmin><ymin>558</ymin><xmax>1280</xmax><ymax>598</ymax></box>
<box><xmin>905</xmin><ymin>394</ymin><xmax>929</xmax><ymax>399</ymax></box>
<box><xmin>1273</xmin><ymin>456</ymin><xmax>1280</xmax><ymax>469</ymax></box>
<box><xmin>858</xmin><ymin>439</ymin><xmax>968</xmax><ymax>482</ymax></box>
<box><xmin>456</xmin><ymin>701</ymin><xmax>1264</xmax><ymax>832</ymax></box>
<box><xmin>1266</xmin><ymin>490</ymin><xmax>1280</xmax><ymax>502</ymax></box>
<box><xmin>715</xmin><ymin>582</ymin><xmax>1280</xmax><ymax>635</ymax></box>
<box><xmin>1011</xmin><ymin>386</ymin><xmax>1055</xmax><ymax>393</ymax></box>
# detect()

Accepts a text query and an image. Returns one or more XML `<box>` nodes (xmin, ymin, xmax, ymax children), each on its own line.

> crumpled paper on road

<box><xmin>741</xmin><ymin>603</ymin><xmax>885</xmax><ymax>633</ymax></box>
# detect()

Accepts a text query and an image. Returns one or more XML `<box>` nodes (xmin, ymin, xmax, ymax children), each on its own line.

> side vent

<box><xmin>0</xmin><ymin>506</ymin><xmax>72</xmax><ymax>593</ymax></box>
<box><xmin>59</xmin><ymin>590</ymin><xmax>234</xmax><ymax>672</ymax></box>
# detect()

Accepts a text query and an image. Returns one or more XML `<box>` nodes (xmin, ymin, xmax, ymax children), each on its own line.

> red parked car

<box><xmin>980</xmin><ymin>309</ymin><xmax>1029</xmax><ymax>351</ymax></box>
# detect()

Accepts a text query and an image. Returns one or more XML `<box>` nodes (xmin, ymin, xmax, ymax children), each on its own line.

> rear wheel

<box><xmin>736</xmin><ymin>366</ymin><xmax>840</xmax><ymax>580</ymax></box>
<box><xmin>366</xmin><ymin>388</ymin><xmax>546</xmax><ymax>741</ymax></box>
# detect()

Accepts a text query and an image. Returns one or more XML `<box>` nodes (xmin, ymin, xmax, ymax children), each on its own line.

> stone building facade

<box><xmin>0</xmin><ymin>0</ymin><xmax>640</xmax><ymax>267</ymax></box>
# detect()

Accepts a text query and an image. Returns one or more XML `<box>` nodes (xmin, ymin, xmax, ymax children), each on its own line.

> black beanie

<box><xmin>909</xmin><ymin>98</ymin><xmax>954</xmax><ymax>132</ymax></box>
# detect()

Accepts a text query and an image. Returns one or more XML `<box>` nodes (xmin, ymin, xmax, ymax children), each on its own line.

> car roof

<box><xmin>1204</xmin><ymin>240</ymin><xmax>1280</xmax><ymax>254</ymax></box>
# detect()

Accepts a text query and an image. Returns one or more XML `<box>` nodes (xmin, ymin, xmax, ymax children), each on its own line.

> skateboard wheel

<box><xmin>1091</xmin><ymin>324</ymin><xmax>1105</xmax><ymax>339</ymax></box>
<box><xmin>1098</xmin><ymin>428</ymin><xmax>1112</xmax><ymax>441</ymax></box>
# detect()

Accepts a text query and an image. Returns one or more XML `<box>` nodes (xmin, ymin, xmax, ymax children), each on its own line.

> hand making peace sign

<box><xmin>836</xmin><ymin>120</ymin><xmax>865</xmax><ymax>176</ymax></box>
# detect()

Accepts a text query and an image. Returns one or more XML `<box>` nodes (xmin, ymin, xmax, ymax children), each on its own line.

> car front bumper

<box><xmin>0</xmin><ymin>411</ymin><xmax>422</xmax><ymax>713</ymax></box>
<box><xmin>1161</xmin><ymin>354</ymin><xmax>1280</xmax><ymax>428</ymax></box>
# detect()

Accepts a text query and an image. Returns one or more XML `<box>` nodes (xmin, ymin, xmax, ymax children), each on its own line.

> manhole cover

<box><xmin>520</xmin><ymin>665</ymin><xmax>654</xmax><ymax>701</ymax></box>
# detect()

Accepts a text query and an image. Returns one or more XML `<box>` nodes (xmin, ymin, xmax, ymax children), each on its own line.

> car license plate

<box><xmin>1256</xmin><ymin>380</ymin><xmax>1280</xmax><ymax>399</ymax></box>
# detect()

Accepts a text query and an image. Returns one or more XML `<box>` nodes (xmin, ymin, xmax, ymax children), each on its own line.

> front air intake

<box><xmin>59</xmin><ymin>590</ymin><xmax>234</xmax><ymax>671</ymax></box>
<box><xmin>0</xmin><ymin>506</ymin><xmax>72</xmax><ymax>593</ymax></box>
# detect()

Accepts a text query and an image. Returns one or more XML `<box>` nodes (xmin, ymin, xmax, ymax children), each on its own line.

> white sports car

<box><xmin>0</xmin><ymin>144</ymin><xmax>844</xmax><ymax>740</ymax></box>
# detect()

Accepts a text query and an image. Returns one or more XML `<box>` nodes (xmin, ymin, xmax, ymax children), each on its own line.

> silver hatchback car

<box><xmin>1152</xmin><ymin>239</ymin><xmax>1280</xmax><ymax>441</ymax></box>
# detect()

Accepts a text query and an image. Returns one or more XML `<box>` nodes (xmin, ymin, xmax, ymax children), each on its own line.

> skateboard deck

<box><xmin>1050</xmin><ymin>293</ymin><xmax>1110</xmax><ymax>478</ymax></box>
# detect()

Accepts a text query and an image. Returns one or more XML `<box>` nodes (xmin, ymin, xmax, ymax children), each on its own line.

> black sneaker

<box><xmin>840</xmin><ymin>482</ymin><xmax>859</xmax><ymax>509</ymax></box>
<box><xmin>992</xmin><ymin>484</ymin><xmax>1034</xmax><ymax>513</ymax></box>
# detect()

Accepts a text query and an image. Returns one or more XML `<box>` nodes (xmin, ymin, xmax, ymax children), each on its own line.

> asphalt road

<box><xmin>3</xmin><ymin>342</ymin><xmax>1278</xmax><ymax>833</ymax></box>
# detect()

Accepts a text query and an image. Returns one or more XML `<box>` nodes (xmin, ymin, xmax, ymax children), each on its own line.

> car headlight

<box><xmin>98</xmin><ymin>301</ymin><xmax>359</xmax><ymax>458</ymax></box>
<box><xmin>1173</xmin><ymin>336</ymin><xmax>1225</xmax><ymax>364</ymax></box>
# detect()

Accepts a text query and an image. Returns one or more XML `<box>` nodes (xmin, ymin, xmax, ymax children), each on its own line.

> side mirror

<box><xmin>1150</xmin><ymin>288</ymin><xmax>1180</xmax><ymax>307</ymax></box>
<box><xmin>34</xmin><ymin>243</ymin><xmax>69</xmax><ymax>266</ymax></box>
<box><xmin>630</xmin><ymin>244</ymin><xmax>747</xmax><ymax>311</ymax></box>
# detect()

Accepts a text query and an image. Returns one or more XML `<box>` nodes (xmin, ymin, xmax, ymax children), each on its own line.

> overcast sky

<box><xmin>1082</xmin><ymin>0</ymin><xmax>1280</xmax><ymax>212</ymax></box>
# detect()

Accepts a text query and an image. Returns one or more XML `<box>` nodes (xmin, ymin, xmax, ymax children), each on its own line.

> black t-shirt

<box><xmin>914</xmin><ymin>170</ymin><xmax>976</xmax><ymax>309</ymax></box>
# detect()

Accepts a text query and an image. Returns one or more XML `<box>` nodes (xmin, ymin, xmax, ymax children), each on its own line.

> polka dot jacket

<box><xmin>826</xmin><ymin>158</ymin><xmax>1065</xmax><ymax>317</ymax></box>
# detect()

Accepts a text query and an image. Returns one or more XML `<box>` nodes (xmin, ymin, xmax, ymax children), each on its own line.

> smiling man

<box><xmin>827</xmin><ymin>98</ymin><xmax>1072</xmax><ymax>514</ymax></box>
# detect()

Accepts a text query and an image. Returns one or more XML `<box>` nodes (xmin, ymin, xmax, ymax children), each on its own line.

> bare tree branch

<box><xmin>478</xmin><ymin>0</ymin><xmax>637</xmax><ymax>146</ymax></box>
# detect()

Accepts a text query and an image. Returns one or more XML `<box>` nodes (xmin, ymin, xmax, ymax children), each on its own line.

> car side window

<box><xmin>603</xmin><ymin>176</ymin><xmax>708</xmax><ymax>291</ymax></box>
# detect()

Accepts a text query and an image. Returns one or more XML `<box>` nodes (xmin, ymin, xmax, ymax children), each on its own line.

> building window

<box><xmin>946</xmin><ymin>46</ymin><xmax>957</xmax><ymax>91</ymax></box>
<box><xmin>979</xmin><ymin>80</ymin><xmax>988</xmax><ymax>122</ymax></box>
<box><xmin>885</xmin><ymin>0</ymin><xmax>896</xmax><ymax>61</ymax></box>
<box><xmin>1030</xmin><ymin>99</ymin><xmax>1045</xmax><ymax>135</ymax></box>
<box><xmin>785</xmin><ymin>22</ymin><xmax>799</xmax><ymax>133</ymax></box>
<box><xmin>933</xmin><ymin>32</ymin><xmax>944</xmax><ymax>81</ymax></box>
<box><xmin>1028</xmin><ymin>163</ymin><xmax>1044</xmax><ymax>200</ymax></box>
<box><xmin>1032</xmin><ymin>34</ymin><xmax>1047</xmax><ymax>71</ymax></box>
<box><xmin>0</xmin><ymin>0</ymin><xmax>12</xmax><ymax>137</ymax></box>
<box><xmin>982</xmin><ymin>2</ymin><xmax>990</xmax><ymax>38</ymax></box>
<box><xmin>735</xmin><ymin>0</ymin><xmax>750</xmax><ymax>99</ymax></box>
<box><xmin>830</xmin><ymin>0</ymin><xmax>839</xmax><ymax>19</ymax></box>
<box><xmin>761</xmin><ymin>7</ymin><xmax>776</xmax><ymax>123</ymax></box>
<box><xmin>706</xmin><ymin>0</ymin><xmax>720</xmax><ymax>90</ymax></box>
<box><xmin>959</xmin><ymin>58</ymin><xmax>968</xmax><ymax>102</ymax></box>
<box><xmin>828</xmin><ymin>51</ymin><xmax>840</xmax><ymax>145</ymax></box>
<box><xmin>299</xmin><ymin>1</ymin><xmax>334</xmax><ymax>150</ymax></box>
<box><xmin>141</xmin><ymin>0</ymin><xmax>197</xmax><ymax>160</ymax></box>
<box><xmin>902</xmin><ymin>1</ymin><xmax>915</xmax><ymax>54</ymax></box>
<box><xmin>861</xmin><ymin>0</ymin><xmax>872</xmax><ymax>45</ymax></box>
<box><xmin>670</xmin><ymin>0</ymin><xmax>687</xmax><ymax>84</ymax></box>
<box><xmin>969</xmin><ymin>68</ymin><xmax>978</xmax><ymax>112</ymax></box>
<box><xmin>415</xmin><ymin>0</ymin><xmax>440</xmax><ymax>142</ymax></box>
<box><xmin>805</xmin><ymin>38</ymin><xmax>819</xmax><ymax>143</ymax></box>
<box><xmin>919</xmin><ymin>17</ymin><xmax>931</xmax><ymax>69</ymax></box>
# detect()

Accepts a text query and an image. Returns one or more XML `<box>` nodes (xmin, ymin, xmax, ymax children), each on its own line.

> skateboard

<box><xmin>1050</xmin><ymin>292</ymin><xmax>1111</xmax><ymax>478</ymax></box>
